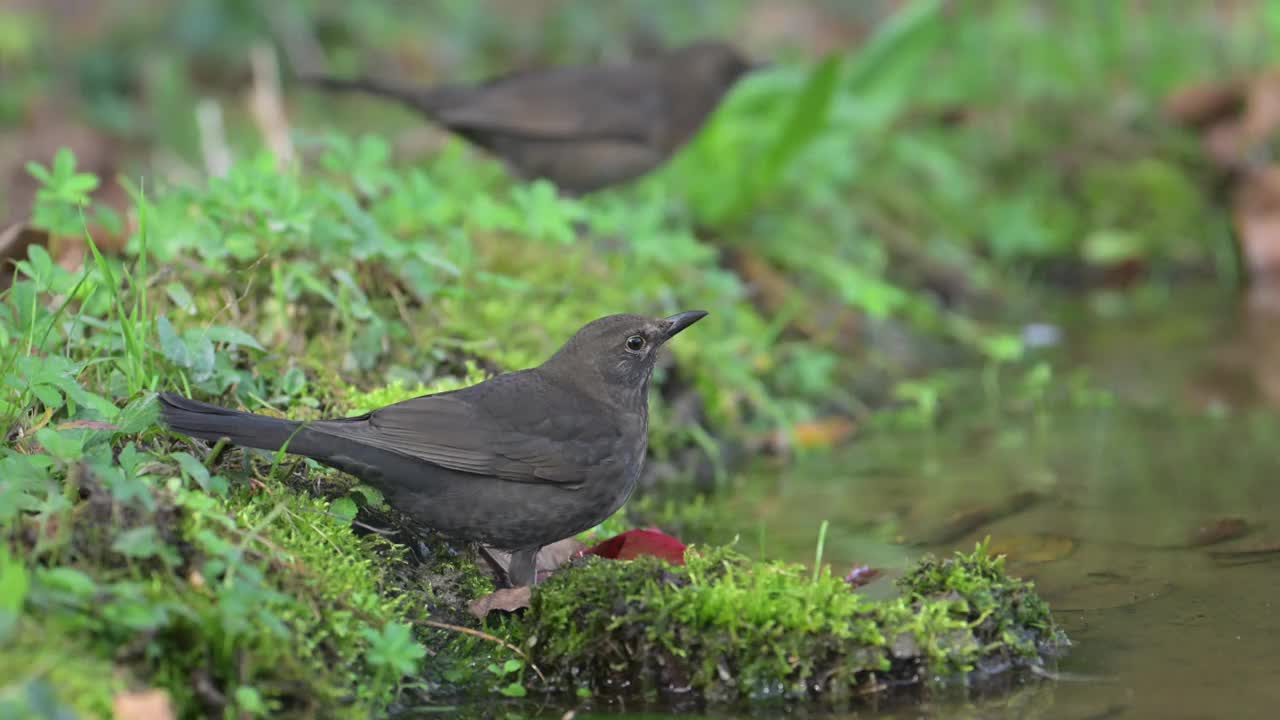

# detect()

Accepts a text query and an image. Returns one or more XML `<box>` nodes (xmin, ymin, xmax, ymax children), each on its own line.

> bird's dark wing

<box><xmin>425</xmin><ymin>64</ymin><xmax>664</xmax><ymax>143</ymax></box>
<box><xmin>308</xmin><ymin>377</ymin><xmax>620</xmax><ymax>487</ymax></box>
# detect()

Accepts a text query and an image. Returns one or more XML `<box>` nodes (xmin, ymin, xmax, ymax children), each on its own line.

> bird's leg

<box><xmin>506</xmin><ymin>547</ymin><xmax>539</xmax><ymax>588</ymax></box>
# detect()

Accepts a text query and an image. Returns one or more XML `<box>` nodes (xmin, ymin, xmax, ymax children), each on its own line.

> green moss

<box><xmin>0</xmin><ymin>621</ymin><xmax>120</xmax><ymax>718</ymax></box>
<box><xmin>9</xmin><ymin>453</ymin><xmax>438</xmax><ymax>718</ymax></box>
<box><xmin>519</xmin><ymin>542</ymin><xmax>1065</xmax><ymax>704</ymax></box>
<box><xmin>896</xmin><ymin>538</ymin><xmax>1063</xmax><ymax>669</ymax></box>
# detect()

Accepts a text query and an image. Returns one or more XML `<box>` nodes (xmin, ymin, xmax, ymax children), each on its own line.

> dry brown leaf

<box><xmin>468</xmin><ymin>586</ymin><xmax>532</xmax><ymax>620</ymax></box>
<box><xmin>1239</xmin><ymin>71</ymin><xmax>1280</xmax><ymax>152</ymax></box>
<box><xmin>790</xmin><ymin>416</ymin><xmax>857</xmax><ymax>450</ymax></box>
<box><xmin>1232</xmin><ymin>167</ymin><xmax>1280</xmax><ymax>279</ymax></box>
<box><xmin>1165</xmin><ymin>78</ymin><xmax>1245</xmax><ymax>128</ymax></box>
<box><xmin>113</xmin><ymin>689</ymin><xmax>175</xmax><ymax>720</ymax></box>
<box><xmin>0</xmin><ymin>222</ymin><xmax>50</xmax><ymax>289</ymax></box>
<box><xmin>483</xmin><ymin>537</ymin><xmax>588</xmax><ymax>584</ymax></box>
<box><xmin>1187</xmin><ymin>517</ymin><xmax>1250</xmax><ymax>547</ymax></box>
<box><xmin>535</xmin><ymin>536</ymin><xmax>589</xmax><ymax>570</ymax></box>
<box><xmin>725</xmin><ymin>247</ymin><xmax>794</xmax><ymax>318</ymax></box>
<box><xmin>1170</xmin><ymin>71</ymin><xmax>1280</xmax><ymax>171</ymax></box>
<box><xmin>1205</xmin><ymin>122</ymin><xmax>1249</xmax><ymax>169</ymax></box>
<box><xmin>0</xmin><ymin>222</ymin><xmax>47</xmax><ymax>261</ymax></box>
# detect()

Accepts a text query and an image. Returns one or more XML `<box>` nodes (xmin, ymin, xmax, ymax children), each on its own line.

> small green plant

<box><xmin>486</xmin><ymin>658</ymin><xmax>527</xmax><ymax>698</ymax></box>
<box><xmin>363</xmin><ymin>621</ymin><xmax>429</xmax><ymax>679</ymax></box>
<box><xmin>26</xmin><ymin>148</ymin><xmax>100</xmax><ymax>236</ymax></box>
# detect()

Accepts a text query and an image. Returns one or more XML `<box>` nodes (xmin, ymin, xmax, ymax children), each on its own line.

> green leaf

<box><xmin>111</xmin><ymin>526</ymin><xmax>164</xmax><ymax>560</ymax></box>
<box><xmin>34</xmin><ymin>428</ymin><xmax>84</xmax><ymax>461</ymax></box>
<box><xmin>502</xmin><ymin>658</ymin><xmax>523</xmax><ymax>675</ymax></box>
<box><xmin>0</xmin><ymin>545</ymin><xmax>30</xmax><ymax>639</ymax></box>
<box><xmin>725</xmin><ymin>54</ymin><xmax>844</xmax><ymax>219</ymax></box>
<box><xmin>35</xmin><ymin>567</ymin><xmax>97</xmax><ymax>599</ymax></box>
<box><xmin>194</xmin><ymin>529</ymin><xmax>235</xmax><ymax>557</ymax></box>
<box><xmin>165</xmin><ymin>282</ymin><xmax>197</xmax><ymax>315</ymax></box>
<box><xmin>498</xmin><ymin>682</ymin><xmax>527</xmax><ymax>698</ymax></box>
<box><xmin>1083</xmin><ymin>229</ymin><xmax>1144</xmax><ymax>265</ymax></box>
<box><xmin>64</xmin><ymin>174</ymin><xmax>99</xmax><ymax>196</ymax></box>
<box><xmin>183</xmin><ymin>331</ymin><xmax>216</xmax><ymax>381</ymax></box>
<box><xmin>280</xmin><ymin>367</ymin><xmax>307</xmax><ymax>396</ymax></box>
<box><xmin>52</xmin><ymin>148</ymin><xmax>76</xmax><ymax>178</ymax></box>
<box><xmin>234</xmin><ymin>686</ymin><xmax>268</xmax><ymax>715</ymax></box>
<box><xmin>845</xmin><ymin>0</ymin><xmax>944</xmax><ymax>94</ymax></box>
<box><xmin>25</xmin><ymin>161</ymin><xmax>52</xmax><ymax>184</ymax></box>
<box><xmin>363</xmin><ymin>621</ymin><xmax>427</xmax><ymax>676</ymax></box>
<box><xmin>202</xmin><ymin>326</ymin><xmax>266</xmax><ymax>352</ymax></box>
<box><xmin>97</xmin><ymin>463</ymin><xmax>156</xmax><ymax>510</ymax></box>
<box><xmin>156</xmin><ymin>315</ymin><xmax>190</xmax><ymax>367</ymax></box>
<box><xmin>329</xmin><ymin>497</ymin><xmax>358</xmax><ymax>523</ymax></box>
<box><xmin>172</xmin><ymin>451</ymin><xmax>227</xmax><ymax>495</ymax></box>
<box><xmin>46</xmin><ymin>375</ymin><xmax>119</xmax><ymax>420</ymax></box>
<box><xmin>102</xmin><ymin>588</ymin><xmax>170</xmax><ymax>631</ymax></box>
<box><xmin>30</xmin><ymin>384</ymin><xmax>63</xmax><ymax>410</ymax></box>
<box><xmin>350</xmin><ymin>484</ymin><xmax>384</xmax><ymax>508</ymax></box>
<box><xmin>116</xmin><ymin>397</ymin><xmax>161</xmax><ymax>435</ymax></box>
<box><xmin>981</xmin><ymin>334</ymin><xmax>1025</xmax><ymax>363</ymax></box>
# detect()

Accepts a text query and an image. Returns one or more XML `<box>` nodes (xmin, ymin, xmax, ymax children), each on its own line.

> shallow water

<box><xmin>563</xmin><ymin>288</ymin><xmax>1280</xmax><ymax>720</ymax></box>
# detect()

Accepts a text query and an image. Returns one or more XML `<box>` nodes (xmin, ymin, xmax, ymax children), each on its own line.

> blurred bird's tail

<box><xmin>157</xmin><ymin>392</ymin><xmax>329</xmax><ymax>458</ymax></box>
<box><xmin>295</xmin><ymin>73</ymin><xmax>455</xmax><ymax>117</ymax></box>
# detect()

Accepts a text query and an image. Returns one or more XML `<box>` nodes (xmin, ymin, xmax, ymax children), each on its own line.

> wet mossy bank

<box><xmin>3</xmin><ymin>432</ymin><xmax>1067</xmax><ymax>718</ymax></box>
<box><xmin>509</xmin><ymin>542</ymin><xmax>1066</xmax><ymax>708</ymax></box>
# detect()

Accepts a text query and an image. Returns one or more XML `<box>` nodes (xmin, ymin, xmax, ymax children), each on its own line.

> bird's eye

<box><xmin>625</xmin><ymin>335</ymin><xmax>646</xmax><ymax>352</ymax></box>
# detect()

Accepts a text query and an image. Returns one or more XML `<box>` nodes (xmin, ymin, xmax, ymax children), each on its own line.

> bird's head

<box><xmin>541</xmin><ymin>311</ymin><xmax>708</xmax><ymax>398</ymax></box>
<box><xmin>666</xmin><ymin>41</ymin><xmax>763</xmax><ymax>96</ymax></box>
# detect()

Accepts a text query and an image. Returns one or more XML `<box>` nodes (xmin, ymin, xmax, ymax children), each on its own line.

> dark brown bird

<box><xmin>157</xmin><ymin>311</ymin><xmax>707</xmax><ymax>586</ymax></box>
<box><xmin>299</xmin><ymin>41</ymin><xmax>760</xmax><ymax>193</ymax></box>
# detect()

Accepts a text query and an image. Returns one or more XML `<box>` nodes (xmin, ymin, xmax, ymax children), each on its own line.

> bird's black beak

<box><xmin>662</xmin><ymin>311</ymin><xmax>708</xmax><ymax>341</ymax></box>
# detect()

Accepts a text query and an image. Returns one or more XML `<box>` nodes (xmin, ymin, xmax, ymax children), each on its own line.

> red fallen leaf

<box><xmin>584</xmin><ymin>528</ymin><xmax>687</xmax><ymax>565</ymax></box>
<box><xmin>476</xmin><ymin>531</ymin><xmax>689</xmax><ymax>605</ymax></box>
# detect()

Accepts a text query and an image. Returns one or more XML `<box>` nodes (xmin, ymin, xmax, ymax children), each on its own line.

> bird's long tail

<box><xmin>295</xmin><ymin>73</ymin><xmax>454</xmax><ymax>116</ymax></box>
<box><xmin>156</xmin><ymin>392</ymin><xmax>332</xmax><ymax>459</ymax></box>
